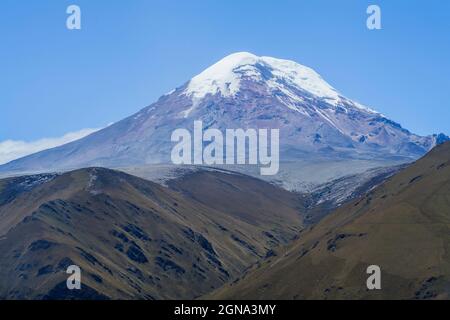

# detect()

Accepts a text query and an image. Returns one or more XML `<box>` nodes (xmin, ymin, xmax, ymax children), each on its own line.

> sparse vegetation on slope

<box><xmin>0</xmin><ymin>168</ymin><xmax>304</xmax><ymax>299</ymax></box>
<box><xmin>208</xmin><ymin>142</ymin><xmax>450</xmax><ymax>300</ymax></box>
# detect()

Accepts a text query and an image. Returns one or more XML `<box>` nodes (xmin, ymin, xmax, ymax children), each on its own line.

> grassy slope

<box><xmin>0</xmin><ymin>168</ymin><xmax>304</xmax><ymax>299</ymax></box>
<box><xmin>208</xmin><ymin>142</ymin><xmax>450</xmax><ymax>300</ymax></box>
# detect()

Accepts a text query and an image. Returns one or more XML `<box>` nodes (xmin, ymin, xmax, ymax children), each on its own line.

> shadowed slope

<box><xmin>0</xmin><ymin>168</ymin><xmax>303</xmax><ymax>299</ymax></box>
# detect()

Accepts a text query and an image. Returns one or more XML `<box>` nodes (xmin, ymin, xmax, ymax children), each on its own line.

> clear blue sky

<box><xmin>1</xmin><ymin>0</ymin><xmax>449</xmax><ymax>141</ymax></box>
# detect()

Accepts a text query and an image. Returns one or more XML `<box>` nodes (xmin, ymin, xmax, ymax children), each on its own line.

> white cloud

<box><xmin>0</xmin><ymin>128</ymin><xmax>102</xmax><ymax>165</ymax></box>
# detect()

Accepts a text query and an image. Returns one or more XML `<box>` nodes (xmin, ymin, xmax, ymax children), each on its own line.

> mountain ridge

<box><xmin>207</xmin><ymin>141</ymin><xmax>450</xmax><ymax>299</ymax></box>
<box><xmin>0</xmin><ymin>167</ymin><xmax>304</xmax><ymax>299</ymax></box>
<box><xmin>0</xmin><ymin>52</ymin><xmax>447</xmax><ymax>180</ymax></box>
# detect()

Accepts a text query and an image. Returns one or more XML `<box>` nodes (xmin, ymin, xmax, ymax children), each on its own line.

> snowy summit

<box><xmin>185</xmin><ymin>52</ymin><xmax>344</xmax><ymax>107</ymax></box>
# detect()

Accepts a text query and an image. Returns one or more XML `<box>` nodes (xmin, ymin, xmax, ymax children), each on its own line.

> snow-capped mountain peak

<box><xmin>184</xmin><ymin>52</ymin><xmax>258</xmax><ymax>99</ymax></box>
<box><xmin>185</xmin><ymin>52</ymin><xmax>342</xmax><ymax>106</ymax></box>
<box><xmin>1</xmin><ymin>52</ymin><xmax>446</xmax><ymax>178</ymax></box>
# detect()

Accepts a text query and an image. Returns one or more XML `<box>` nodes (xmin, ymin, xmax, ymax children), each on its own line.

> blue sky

<box><xmin>1</xmin><ymin>0</ymin><xmax>449</xmax><ymax>146</ymax></box>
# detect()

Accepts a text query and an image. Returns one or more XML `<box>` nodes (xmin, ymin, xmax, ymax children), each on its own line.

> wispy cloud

<box><xmin>0</xmin><ymin>128</ymin><xmax>101</xmax><ymax>165</ymax></box>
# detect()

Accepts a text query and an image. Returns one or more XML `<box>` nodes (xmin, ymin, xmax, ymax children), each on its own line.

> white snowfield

<box><xmin>184</xmin><ymin>52</ymin><xmax>377</xmax><ymax>114</ymax></box>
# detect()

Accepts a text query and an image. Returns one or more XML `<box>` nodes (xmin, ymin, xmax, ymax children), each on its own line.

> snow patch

<box><xmin>165</xmin><ymin>89</ymin><xmax>176</xmax><ymax>96</ymax></box>
<box><xmin>180</xmin><ymin>101</ymin><xmax>198</xmax><ymax>118</ymax></box>
<box><xmin>18</xmin><ymin>174</ymin><xmax>57</xmax><ymax>190</ymax></box>
<box><xmin>86</xmin><ymin>169</ymin><xmax>101</xmax><ymax>195</ymax></box>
